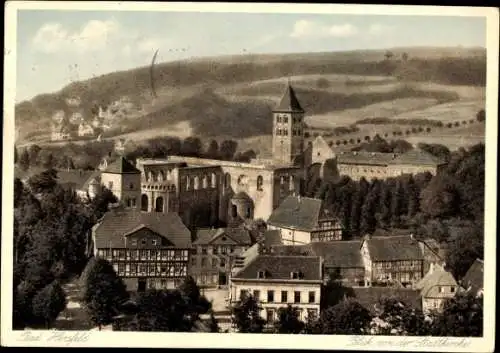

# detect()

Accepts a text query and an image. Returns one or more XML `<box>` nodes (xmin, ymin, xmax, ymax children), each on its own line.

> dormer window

<box><xmin>258</xmin><ymin>270</ymin><xmax>266</xmax><ymax>279</ymax></box>
<box><xmin>291</xmin><ymin>271</ymin><xmax>303</xmax><ymax>279</ymax></box>
<box><xmin>152</xmin><ymin>239</ymin><xmax>158</xmax><ymax>246</ymax></box>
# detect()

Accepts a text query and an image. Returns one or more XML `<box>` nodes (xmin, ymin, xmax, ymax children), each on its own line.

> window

<box><xmin>294</xmin><ymin>291</ymin><xmax>301</xmax><ymax>303</ymax></box>
<box><xmin>240</xmin><ymin>289</ymin><xmax>248</xmax><ymax>300</ymax></box>
<box><xmin>253</xmin><ymin>290</ymin><xmax>261</xmax><ymax>300</ymax></box>
<box><xmin>283</xmin><ymin>116</ymin><xmax>288</xmax><ymax>123</ymax></box>
<box><xmin>266</xmin><ymin>309</ymin><xmax>275</xmax><ymax>323</ymax></box>
<box><xmin>141</xmin><ymin>239</ymin><xmax>147</xmax><ymax>246</ymax></box>
<box><xmin>267</xmin><ymin>290</ymin><xmax>275</xmax><ymax>303</ymax></box>
<box><xmin>246</xmin><ymin>207</ymin><xmax>251</xmax><ymax>218</ymax></box>
<box><xmin>281</xmin><ymin>291</ymin><xmax>288</xmax><ymax>303</ymax></box>
<box><xmin>155</xmin><ymin>197</ymin><xmax>164</xmax><ymax>212</ymax></box>
<box><xmin>212</xmin><ymin>258</ymin><xmax>218</xmax><ymax>269</ymax></box>
<box><xmin>439</xmin><ymin>286</ymin><xmax>444</xmax><ymax>293</ymax></box>
<box><xmin>202</xmin><ymin>248</ymin><xmax>207</xmax><ymax>255</ymax></box>
<box><xmin>451</xmin><ymin>287</ymin><xmax>455</xmax><ymax>293</ymax></box>
<box><xmin>211</xmin><ymin>173</ymin><xmax>217</xmax><ymax>188</ymax></box>
<box><xmin>141</xmin><ymin>194</ymin><xmax>148</xmax><ymax>211</ymax></box>
<box><xmin>194</xmin><ymin>176</ymin><xmax>200</xmax><ymax>190</ymax></box>
<box><xmin>201</xmin><ymin>258</ymin><xmax>207</xmax><ymax>267</ymax></box>
<box><xmin>284</xmin><ymin>129</ymin><xmax>288</xmax><ymax>136</ymax></box>
<box><xmin>131</xmin><ymin>239</ymin><xmax>137</xmax><ymax>246</ymax></box>
<box><xmin>258</xmin><ymin>271</ymin><xmax>266</xmax><ymax>279</ymax></box>
<box><xmin>152</xmin><ymin>239</ymin><xmax>158</xmax><ymax>246</ymax></box>
<box><xmin>277</xmin><ymin>116</ymin><xmax>281</xmax><ymax>123</ymax></box>
<box><xmin>129</xmin><ymin>182</ymin><xmax>134</xmax><ymax>190</ymax></box>
<box><xmin>220</xmin><ymin>259</ymin><xmax>226</xmax><ymax>268</ymax></box>
<box><xmin>308</xmin><ymin>291</ymin><xmax>315</xmax><ymax>303</ymax></box>
<box><xmin>231</xmin><ymin>205</ymin><xmax>238</xmax><ymax>218</ymax></box>
<box><xmin>256</xmin><ymin>175</ymin><xmax>264</xmax><ymax>191</ymax></box>
<box><xmin>213</xmin><ymin>246</ymin><xmax>218</xmax><ymax>255</ymax></box>
<box><xmin>131</xmin><ymin>198</ymin><xmax>136</xmax><ymax>207</ymax></box>
<box><xmin>291</xmin><ymin>271</ymin><xmax>299</xmax><ymax>279</ymax></box>
<box><xmin>191</xmin><ymin>257</ymin><xmax>196</xmax><ymax>266</ymax></box>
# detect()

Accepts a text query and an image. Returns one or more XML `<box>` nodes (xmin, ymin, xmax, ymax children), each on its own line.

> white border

<box><xmin>2</xmin><ymin>2</ymin><xmax>498</xmax><ymax>351</ymax></box>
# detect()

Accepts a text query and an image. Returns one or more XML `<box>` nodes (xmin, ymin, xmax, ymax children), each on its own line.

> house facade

<box><xmin>229</xmin><ymin>254</ymin><xmax>322</xmax><ymax>324</ymax></box>
<box><xmin>191</xmin><ymin>226</ymin><xmax>254</xmax><ymax>287</ymax></box>
<box><xmin>416</xmin><ymin>264</ymin><xmax>458</xmax><ymax>313</ymax></box>
<box><xmin>360</xmin><ymin>235</ymin><xmax>424</xmax><ymax>287</ymax></box>
<box><xmin>91</xmin><ymin>207</ymin><xmax>192</xmax><ymax>291</ymax></box>
<box><xmin>267</xmin><ymin>196</ymin><xmax>343</xmax><ymax>245</ymax></box>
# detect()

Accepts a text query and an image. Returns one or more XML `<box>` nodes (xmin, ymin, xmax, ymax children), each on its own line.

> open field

<box><xmin>390</xmin><ymin>100</ymin><xmax>485</xmax><ymax>122</ymax></box>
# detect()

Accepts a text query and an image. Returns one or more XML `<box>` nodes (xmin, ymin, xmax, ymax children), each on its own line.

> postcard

<box><xmin>2</xmin><ymin>2</ymin><xmax>498</xmax><ymax>352</ymax></box>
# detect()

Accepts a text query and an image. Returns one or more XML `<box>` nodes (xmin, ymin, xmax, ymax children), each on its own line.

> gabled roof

<box><xmin>103</xmin><ymin>156</ymin><xmax>140</xmax><ymax>174</ymax></box>
<box><xmin>93</xmin><ymin>208</ymin><xmax>191</xmax><ymax>248</ymax></box>
<box><xmin>259</xmin><ymin>229</ymin><xmax>283</xmax><ymax>248</ymax></box>
<box><xmin>56</xmin><ymin>170</ymin><xmax>96</xmax><ymax>191</ymax></box>
<box><xmin>364</xmin><ymin>235</ymin><xmax>423</xmax><ymax>261</ymax></box>
<box><xmin>416</xmin><ymin>265</ymin><xmax>457</xmax><ymax>298</ymax></box>
<box><xmin>308</xmin><ymin>240</ymin><xmax>364</xmax><ymax>268</ymax></box>
<box><xmin>267</xmin><ymin>196</ymin><xmax>326</xmax><ymax>231</ymax></box>
<box><xmin>274</xmin><ymin>84</ymin><xmax>304</xmax><ymax>113</ymax></box>
<box><xmin>390</xmin><ymin>148</ymin><xmax>446</xmax><ymax>166</ymax></box>
<box><xmin>232</xmin><ymin>255</ymin><xmax>322</xmax><ymax>282</ymax></box>
<box><xmin>460</xmin><ymin>259</ymin><xmax>483</xmax><ymax>294</ymax></box>
<box><xmin>193</xmin><ymin>226</ymin><xmax>253</xmax><ymax>246</ymax></box>
<box><xmin>352</xmin><ymin>287</ymin><xmax>422</xmax><ymax>314</ymax></box>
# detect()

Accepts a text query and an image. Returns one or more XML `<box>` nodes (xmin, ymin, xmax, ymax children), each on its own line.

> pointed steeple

<box><xmin>274</xmin><ymin>81</ymin><xmax>304</xmax><ymax>113</ymax></box>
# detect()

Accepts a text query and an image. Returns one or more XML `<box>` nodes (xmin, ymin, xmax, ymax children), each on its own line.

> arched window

<box><xmin>289</xmin><ymin>175</ymin><xmax>295</xmax><ymax>191</ymax></box>
<box><xmin>224</xmin><ymin>173</ymin><xmax>231</xmax><ymax>189</ymax></box>
<box><xmin>257</xmin><ymin>175</ymin><xmax>264</xmax><ymax>191</ymax></box>
<box><xmin>141</xmin><ymin>194</ymin><xmax>148</xmax><ymax>211</ymax></box>
<box><xmin>202</xmin><ymin>175</ymin><xmax>208</xmax><ymax>189</ymax></box>
<box><xmin>194</xmin><ymin>176</ymin><xmax>200</xmax><ymax>190</ymax></box>
<box><xmin>237</xmin><ymin>175</ymin><xmax>248</xmax><ymax>186</ymax></box>
<box><xmin>151</xmin><ymin>171</ymin><xmax>157</xmax><ymax>182</ymax></box>
<box><xmin>155</xmin><ymin>197</ymin><xmax>164</xmax><ymax>212</ymax></box>
<box><xmin>211</xmin><ymin>173</ymin><xmax>217</xmax><ymax>188</ymax></box>
<box><xmin>231</xmin><ymin>204</ymin><xmax>238</xmax><ymax>218</ymax></box>
<box><xmin>158</xmin><ymin>171</ymin><xmax>164</xmax><ymax>182</ymax></box>
<box><xmin>186</xmin><ymin>176</ymin><xmax>190</xmax><ymax>190</ymax></box>
<box><xmin>280</xmin><ymin>176</ymin><xmax>284</xmax><ymax>184</ymax></box>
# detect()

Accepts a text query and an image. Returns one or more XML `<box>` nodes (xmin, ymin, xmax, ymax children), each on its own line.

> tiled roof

<box><xmin>352</xmin><ymin>287</ymin><xmax>422</xmax><ymax>314</ymax></box>
<box><xmin>267</xmin><ymin>196</ymin><xmax>323</xmax><ymax>231</ymax></box>
<box><xmin>460</xmin><ymin>259</ymin><xmax>483</xmax><ymax>294</ymax></box>
<box><xmin>193</xmin><ymin>226</ymin><xmax>253</xmax><ymax>246</ymax></box>
<box><xmin>337</xmin><ymin>151</ymin><xmax>398</xmax><ymax>166</ymax></box>
<box><xmin>365</xmin><ymin>235</ymin><xmax>423</xmax><ymax>261</ymax></box>
<box><xmin>103</xmin><ymin>157</ymin><xmax>140</xmax><ymax>174</ymax></box>
<box><xmin>93</xmin><ymin>208</ymin><xmax>191</xmax><ymax>248</ymax></box>
<box><xmin>233</xmin><ymin>255</ymin><xmax>322</xmax><ymax>281</ymax></box>
<box><xmin>260</xmin><ymin>230</ymin><xmax>283</xmax><ymax>248</ymax></box>
<box><xmin>266</xmin><ymin>245</ymin><xmax>314</xmax><ymax>256</ymax></box>
<box><xmin>56</xmin><ymin>170</ymin><xmax>96</xmax><ymax>191</ymax></box>
<box><xmin>308</xmin><ymin>241</ymin><xmax>364</xmax><ymax>268</ymax></box>
<box><xmin>274</xmin><ymin>84</ymin><xmax>304</xmax><ymax>113</ymax></box>
<box><xmin>416</xmin><ymin>265</ymin><xmax>457</xmax><ymax>298</ymax></box>
<box><xmin>390</xmin><ymin>148</ymin><xmax>446</xmax><ymax>166</ymax></box>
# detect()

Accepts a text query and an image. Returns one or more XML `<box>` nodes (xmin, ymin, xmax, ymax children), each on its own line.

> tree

<box><xmin>445</xmin><ymin>226</ymin><xmax>483</xmax><ymax>280</ymax></box>
<box><xmin>317</xmin><ymin>298</ymin><xmax>372</xmax><ymax>334</ymax></box>
<box><xmin>402</xmin><ymin>52</ymin><xmax>409</xmax><ymax>61</ymax></box>
<box><xmin>89</xmin><ymin>187</ymin><xmax>118</xmax><ymax>220</ymax></box>
<box><xmin>372</xmin><ymin>297</ymin><xmax>429</xmax><ymax>336</ymax></box>
<box><xmin>181</xmin><ymin>137</ymin><xmax>203</xmax><ymax>157</ymax></box>
<box><xmin>179</xmin><ymin>276</ymin><xmax>211</xmax><ymax>321</ymax></box>
<box><xmin>320</xmin><ymin>277</ymin><xmax>356</xmax><ymax>310</ymax></box>
<box><xmin>31</xmin><ymin>280</ymin><xmax>67</xmax><ymax>329</ymax></box>
<box><xmin>360</xmin><ymin>182</ymin><xmax>380</xmax><ymax>235</ymax></box>
<box><xmin>27</xmin><ymin>168</ymin><xmax>58</xmax><ymax>193</ymax></box>
<box><xmin>219</xmin><ymin>140</ymin><xmax>238</xmax><ymax>161</ymax></box>
<box><xmin>231</xmin><ymin>293</ymin><xmax>265</xmax><ymax>333</ymax></box>
<box><xmin>384</xmin><ymin>51</ymin><xmax>394</xmax><ymax>60</ymax></box>
<box><xmin>476</xmin><ymin>109</ymin><xmax>485</xmax><ymax>122</ymax></box>
<box><xmin>19</xmin><ymin>148</ymin><xmax>30</xmax><ymax>171</ymax></box>
<box><xmin>430</xmin><ymin>293</ymin><xmax>483</xmax><ymax>337</ymax></box>
<box><xmin>41</xmin><ymin>152</ymin><xmax>55</xmax><ymax>169</ymax></box>
<box><xmin>420</xmin><ymin>174</ymin><xmax>460</xmax><ymax>219</ymax></box>
<box><xmin>126</xmin><ymin>289</ymin><xmax>195</xmax><ymax>332</ymax></box>
<box><xmin>205</xmin><ymin>139</ymin><xmax>219</xmax><ymax>159</ymax></box>
<box><xmin>83</xmin><ymin>258</ymin><xmax>129</xmax><ymax>330</ymax></box>
<box><xmin>208</xmin><ymin>311</ymin><xmax>220</xmax><ymax>332</ymax></box>
<box><xmin>274</xmin><ymin>305</ymin><xmax>305</xmax><ymax>334</ymax></box>
<box><xmin>28</xmin><ymin>144</ymin><xmax>42</xmax><ymax>166</ymax></box>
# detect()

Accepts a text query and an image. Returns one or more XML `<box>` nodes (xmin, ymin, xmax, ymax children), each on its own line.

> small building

<box><xmin>460</xmin><ymin>259</ymin><xmax>484</xmax><ymax>297</ymax></box>
<box><xmin>91</xmin><ymin>207</ymin><xmax>192</xmax><ymax>291</ymax></box>
<box><xmin>267</xmin><ymin>195</ymin><xmax>343</xmax><ymax>245</ymax></box>
<box><xmin>387</xmin><ymin>148</ymin><xmax>448</xmax><ymax>177</ymax></box>
<box><xmin>191</xmin><ymin>226</ymin><xmax>254</xmax><ymax>287</ymax></box>
<box><xmin>229</xmin><ymin>254</ymin><xmax>322</xmax><ymax>325</ymax></box>
<box><xmin>78</xmin><ymin>122</ymin><xmax>95</xmax><ymax>137</ymax></box>
<box><xmin>51</xmin><ymin>123</ymin><xmax>73</xmax><ymax>141</ymax></box>
<box><xmin>99</xmin><ymin>156</ymin><xmax>142</xmax><ymax>208</ymax></box>
<box><xmin>308</xmin><ymin>241</ymin><xmax>365</xmax><ymax>286</ymax></box>
<box><xmin>415</xmin><ymin>264</ymin><xmax>458</xmax><ymax>313</ymax></box>
<box><xmin>360</xmin><ymin>234</ymin><xmax>424</xmax><ymax>287</ymax></box>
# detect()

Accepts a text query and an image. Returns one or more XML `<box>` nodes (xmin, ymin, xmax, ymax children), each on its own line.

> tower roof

<box><xmin>103</xmin><ymin>156</ymin><xmax>140</xmax><ymax>174</ymax></box>
<box><xmin>274</xmin><ymin>83</ymin><xmax>304</xmax><ymax>113</ymax></box>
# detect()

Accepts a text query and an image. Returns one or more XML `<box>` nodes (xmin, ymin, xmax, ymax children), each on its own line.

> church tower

<box><xmin>272</xmin><ymin>81</ymin><xmax>305</xmax><ymax>165</ymax></box>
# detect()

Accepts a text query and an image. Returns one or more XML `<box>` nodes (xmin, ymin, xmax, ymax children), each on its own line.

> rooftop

<box><xmin>416</xmin><ymin>265</ymin><xmax>458</xmax><ymax>298</ymax></box>
<box><xmin>274</xmin><ymin>83</ymin><xmax>304</xmax><ymax>113</ymax></box>
<box><xmin>309</xmin><ymin>241</ymin><xmax>364</xmax><ymax>268</ymax></box>
<box><xmin>232</xmin><ymin>255</ymin><xmax>322</xmax><ymax>282</ymax></box>
<box><xmin>460</xmin><ymin>259</ymin><xmax>483</xmax><ymax>294</ymax></box>
<box><xmin>267</xmin><ymin>196</ymin><xmax>332</xmax><ymax>232</ymax></box>
<box><xmin>352</xmin><ymin>287</ymin><xmax>423</xmax><ymax>314</ymax></box>
<box><xmin>103</xmin><ymin>157</ymin><xmax>141</xmax><ymax>174</ymax></box>
<box><xmin>93</xmin><ymin>208</ymin><xmax>191</xmax><ymax>249</ymax></box>
<box><xmin>364</xmin><ymin>235</ymin><xmax>423</xmax><ymax>261</ymax></box>
<box><xmin>194</xmin><ymin>226</ymin><xmax>253</xmax><ymax>246</ymax></box>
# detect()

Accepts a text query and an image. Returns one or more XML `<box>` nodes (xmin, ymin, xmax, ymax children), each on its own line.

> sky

<box><xmin>15</xmin><ymin>10</ymin><xmax>486</xmax><ymax>102</ymax></box>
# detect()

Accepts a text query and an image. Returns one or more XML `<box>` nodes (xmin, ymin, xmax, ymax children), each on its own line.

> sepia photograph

<box><xmin>2</xmin><ymin>1</ymin><xmax>498</xmax><ymax>351</ymax></box>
